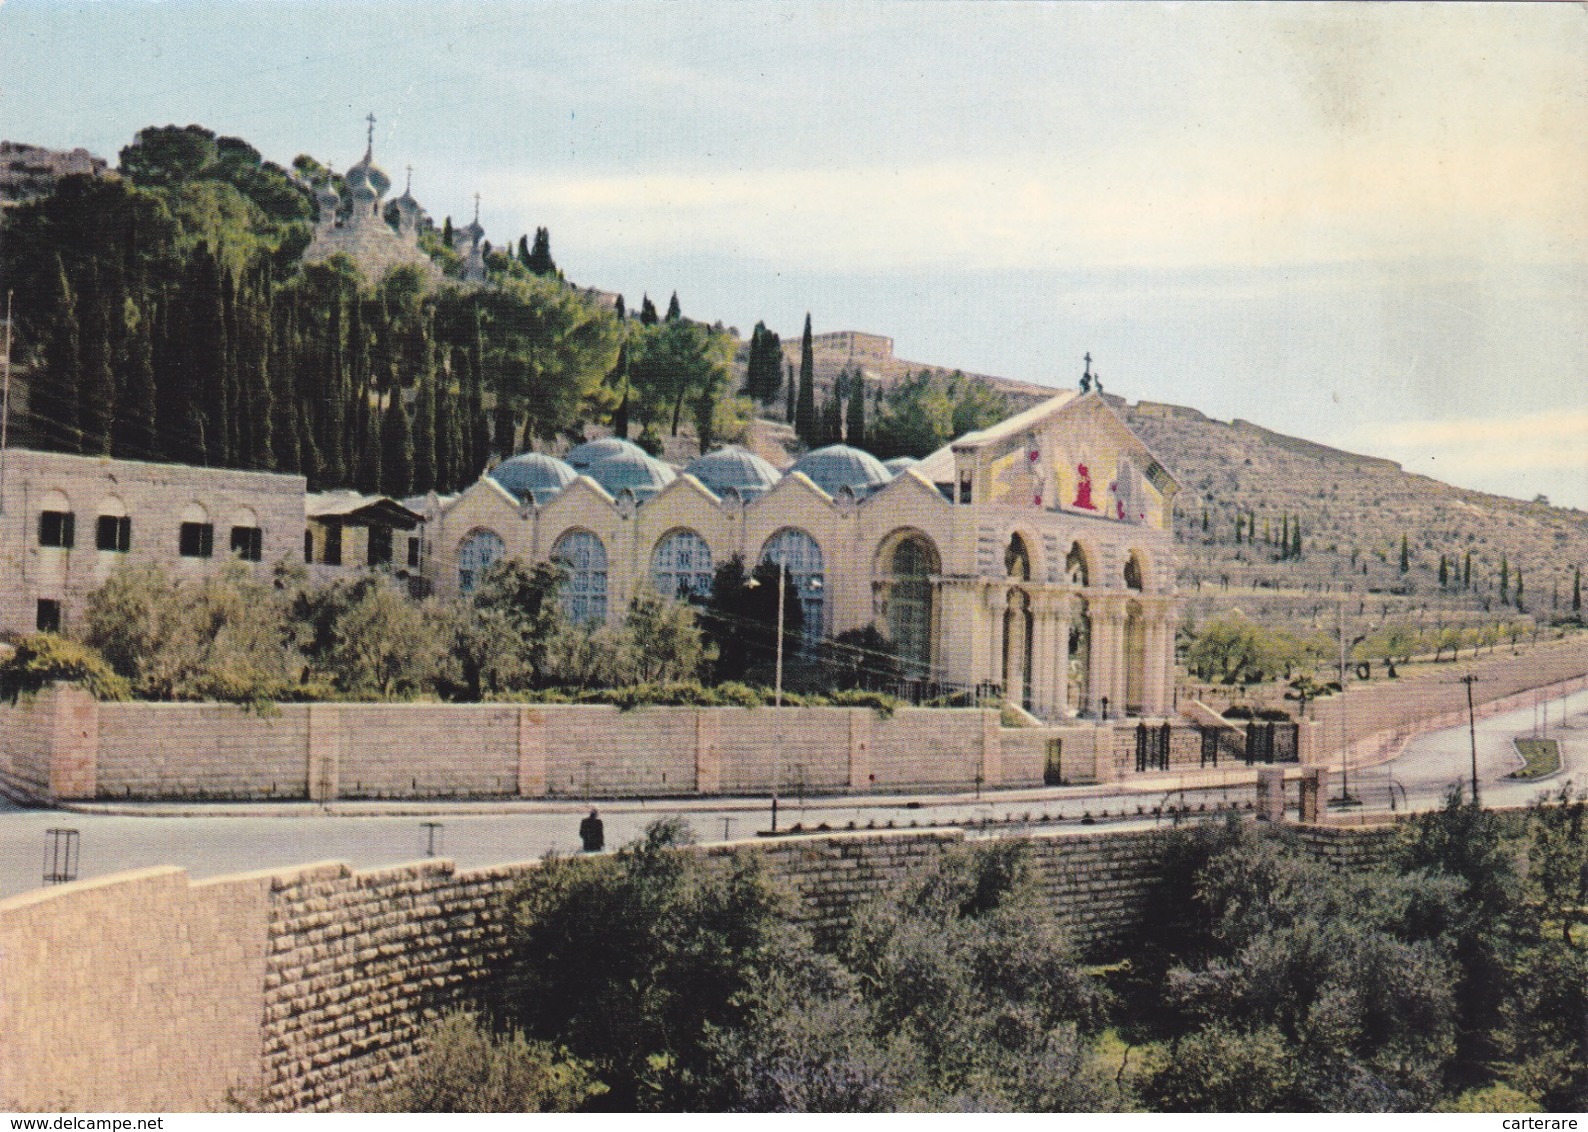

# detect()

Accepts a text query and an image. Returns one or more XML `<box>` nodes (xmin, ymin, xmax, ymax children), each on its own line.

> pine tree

<box><xmin>795</xmin><ymin>313</ymin><xmax>817</xmax><ymax>444</ymax></box>
<box><xmin>846</xmin><ymin>369</ymin><xmax>865</xmax><ymax>447</ymax></box>
<box><xmin>639</xmin><ymin>294</ymin><xmax>658</xmax><ymax>326</ymax></box>
<box><xmin>665</xmin><ymin>291</ymin><xmax>681</xmax><ymax>322</ymax></box>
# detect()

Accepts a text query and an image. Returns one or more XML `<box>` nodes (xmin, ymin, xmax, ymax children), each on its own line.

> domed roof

<box><xmin>566</xmin><ymin>436</ymin><xmax>648</xmax><ymax>471</ymax></box>
<box><xmin>883</xmin><ymin>456</ymin><xmax>919</xmax><ymax>474</ymax></box>
<box><xmin>790</xmin><ymin>444</ymin><xmax>893</xmax><ymax>498</ymax></box>
<box><xmin>583</xmin><ymin>449</ymin><xmax>677</xmax><ymax>500</ymax></box>
<box><xmin>684</xmin><ymin>445</ymin><xmax>783</xmax><ymax>500</ymax></box>
<box><xmin>488</xmin><ymin>452</ymin><xmax>576</xmax><ymax>504</ymax></box>
<box><xmin>344</xmin><ymin>146</ymin><xmax>391</xmax><ymax>201</ymax></box>
<box><xmin>315</xmin><ymin>177</ymin><xmax>340</xmax><ymax>210</ymax></box>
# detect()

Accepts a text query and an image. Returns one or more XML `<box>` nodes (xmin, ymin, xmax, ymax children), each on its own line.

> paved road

<box><xmin>5</xmin><ymin>687</ymin><xmax>1586</xmax><ymax>901</ymax></box>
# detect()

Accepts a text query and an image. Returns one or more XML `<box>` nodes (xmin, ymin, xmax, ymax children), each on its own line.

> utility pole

<box><xmin>1459</xmin><ymin>673</ymin><xmax>1480</xmax><ymax>806</ymax></box>
<box><xmin>1</xmin><ymin>291</ymin><xmax>11</xmax><ymax>515</ymax></box>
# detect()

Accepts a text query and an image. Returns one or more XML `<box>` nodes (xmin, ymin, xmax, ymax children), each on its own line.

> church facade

<box><xmin>419</xmin><ymin>390</ymin><xmax>1182</xmax><ymax>720</ymax></box>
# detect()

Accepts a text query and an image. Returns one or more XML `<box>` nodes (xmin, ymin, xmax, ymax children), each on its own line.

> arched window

<box><xmin>1066</xmin><ymin>542</ymin><xmax>1090</xmax><ymax>587</ymax></box>
<box><xmin>651</xmin><ymin>529</ymin><xmax>714</xmax><ymax>601</ymax></box>
<box><xmin>457</xmin><ymin>529</ymin><xmax>505</xmax><ymax>594</ymax></box>
<box><xmin>761</xmin><ymin>528</ymin><xmax>825</xmax><ymax>640</ymax></box>
<box><xmin>1124</xmin><ymin>551</ymin><xmax>1145</xmax><ymax>591</ymax></box>
<box><xmin>553</xmin><ymin>530</ymin><xmax>608</xmax><ymax>624</ymax></box>
<box><xmin>884</xmin><ymin>534</ymin><xmax>939</xmax><ymax>677</ymax></box>
<box><xmin>1005</xmin><ymin>533</ymin><xmax>1031</xmax><ymax>581</ymax></box>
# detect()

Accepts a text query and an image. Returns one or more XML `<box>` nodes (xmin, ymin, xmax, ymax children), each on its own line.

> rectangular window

<box><xmin>230</xmin><ymin>526</ymin><xmax>263</xmax><ymax>562</ymax></box>
<box><xmin>96</xmin><ymin>515</ymin><xmax>131</xmax><ymax>553</ymax></box>
<box><xmin>38</xmin><ymin>510</ymin><xmax>75</xmax><ymax>548</ymax></box>
<box><xmin>367</xmin><ymin>525</ymin><xmax>393</xmax><ymax>567</ymax></box>
<box><xmin>323</xmin><ymin>523</ymin><xmax>343</xmax><ymax>566</ymax></box>
<box><xmin>36</xmin><ymin>599</ymin><xmax>61</xmax><ymax>633</ymax></box>
<box><xmin>179</xmin><ymin>522</ymin><xmax>214</xmax><ymax>558</ymax></box>
<box><xmin>407</xmin><ymin>535</ymin><xmax>421</xmax><ymax>568</ymax></box>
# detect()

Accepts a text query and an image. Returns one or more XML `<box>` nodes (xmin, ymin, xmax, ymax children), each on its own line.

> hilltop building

<box><xmin>420</xmin><ymin>390</ymin><xmax>1181</xmax><ymax>719</ymax></box>
<box><xmin>300</xmin><ymin>116</ymin><xmax>474</xmax><ymax>284</ymax></box>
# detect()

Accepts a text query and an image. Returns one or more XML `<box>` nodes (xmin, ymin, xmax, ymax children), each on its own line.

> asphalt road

<box><xmin>4</xmin><ymin>686</ymin><xmax>1586</xmax><ymax>901</ymax></box>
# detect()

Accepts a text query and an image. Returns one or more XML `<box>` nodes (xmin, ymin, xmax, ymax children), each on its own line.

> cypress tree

<box><xmin>1290</xmin><ymin>521</ymin><xmax>1301</xmax><ymax>560</ymax></box>
<box><xmin>1516</xmin><ymin>567</ymin><xmax>1524</xmax><ymax>607</ymax></box>
<box><xmin>1439</xmin><ymin>554</ymin><xmax>1449</xmax><ymax>588</ymax></box>
<box><xmin>614</xmin><ymin>294</ymin><xmax>626</xmax><ymax>321</ymax></box>
<box><xmin>77</xmin><ymin>268</ymin><xmax>117</xmax><ymax>456</ymax></box>
<box><xmin>785</xmin><ymin>363</ymin><xmax>795</xmax><ymax>424</ymax></box>
<box><xmin>320</xmin><ymin>298</ymin><xmax>348</xmax><ymax>485</ymax></box>
<box><xmin>1464</xmin><ymin>551</ymin><xmax>1472</xmax><ymax>589</ymax></box>
<box><xmin>1573</xmin><ymin>566</ymin><xmax>1581</xmax><ymax>614</ymax></box>
<box><xmin>37</xmin><ymin>259</ymin><xmax>83</xmax><ymax>453</ymax></box>
<box><xmin>795</xmin><ymin>313</ymin><xmax>817</xmax><ymax>444</ymax></box>
<box><xmin>1399</xmin><ymin>534</ymin><xmax>1410</xmax><ymax>574</ymax></box>
<box><xmin>639</xmin><ymin>294</ymin><xmax>658</xmax><ymax>326</ymax></box>
<box><xmin>526</xmin><ymin>227</ymin><xmax>555</xmax><ymax>276</ymax></box>
<box><xmin>1235</xmin><ymin>515</ymin><xmax>1243</xmax><ymax>545</ymax></box>
<box><xmin>846</xmin><ymin>369</ymin><xmax>866</xmax><ymax>447</ymax></box>
<box><xmin>356</xmin><ymin>395</ymin><xmax>381</xmax><ymax>494</ymax></box>
<box><xmin>517</xmin><ymin>234</ymin><xmax>531</xmax><ymax>268</ymax></box>
<box><xmin>442</xmin><ymin>216</ymin><xmax>454</xmax><ymax>247</ymax></box>
<box><xmin>380</xmin><ymin>390</ymin><xmax>414</xmax><ymax>498</ymax></box>
<box><xmin>821</xmin><ymin>388</ymin><xmax>842</xmax><ymax>446</ymax></box>
<box><xmin>1201</xmin><ymin>509</ymin><xmax>1208</xmax><ymax>533</ymax></box>
<box><xmin>665</xmin><ymin>291</ymin><xmax>682</xmax><ymax>322</ymax></box>
<box><xmin>1500</xmin><ymin>555</ymin><xmax>1510</xmax><ymax>603</ymax></box>
<box><xmin>115</xmin><ymin>301</ymin><xmax>159</xmax><ymax>460</ymax></box>
<box><xmin>413</xmin><ymin>358</ymin><xmax>438</xmax><ymax>495</ymax></box>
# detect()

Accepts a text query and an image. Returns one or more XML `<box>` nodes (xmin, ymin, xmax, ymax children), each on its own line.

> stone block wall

<box><xmin>97</xmin><ymin>703</ymin><xmax>312</xmax><ymax>800</ymax></box>
<box><xmin>338</xmin><ymin>705</ymin><xmax>520</xmax><ymax>799</ymax></box>
<box><xmin>0</xmin><ymin>818</ymin><xmax>1436</xmax><ymax>1112</ymax></box>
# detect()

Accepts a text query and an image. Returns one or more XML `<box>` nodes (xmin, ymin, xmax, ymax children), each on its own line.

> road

<box><xmin>4</xmin><ymin>686</ymin><xmax>1586</xmax><ymax>901</ymax></box>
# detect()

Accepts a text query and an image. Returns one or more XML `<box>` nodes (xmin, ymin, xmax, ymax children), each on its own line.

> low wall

<box><xmin>0</xmin><ymin>820</ymin><xmax>1402</xmax><ymax>1112</ymax></box>
<box><xmin>2</xmin><ymin>693</ymin><xmax>1035</xmax><ymax>803</ymax></box>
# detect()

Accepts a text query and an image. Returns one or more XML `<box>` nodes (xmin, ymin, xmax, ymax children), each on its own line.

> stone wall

<box><xmin>0</xmin><ymin>818</ymin><xmax>1418</xmax><ymax>1112</ymax></box>
<box><xmin>2</xmin><ymin>691</ymin><xmax>1016</xmax><ymax>803</ymax></box>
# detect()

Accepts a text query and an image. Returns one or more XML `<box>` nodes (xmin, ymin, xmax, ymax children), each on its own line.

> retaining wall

<box><xmin>0</xmin><ymin>820</ymin><xmax>1402</xmax><ymax>1112</ymax></box>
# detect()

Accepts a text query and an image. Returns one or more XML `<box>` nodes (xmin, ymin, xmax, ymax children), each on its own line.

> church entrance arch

<box><xmin>878</xmin><ymin>530</ymin><xmax>940</xmax><ymax>679</ymax></box>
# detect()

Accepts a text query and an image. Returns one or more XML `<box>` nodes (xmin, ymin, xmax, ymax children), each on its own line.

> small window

<box><xmin>407</xmin><ymin>536</ymin><xmax>421</xmax><ymax>568</ymax></box>
<box><xmin>38</xmin><ymin>510</ymin><xmax>75</xmax><ymax>548</ymax></box>
<box><xmin>230</xmin><ymin>526</ymin><xmax>263</xmax><ymax>562</ymax></box>
<box><xmin>36</xmin><ymin>599</ymin><xmax>61</xmax><ymax>633</ymax></box>
<box><xmin>367</xmin><ymin>525</ymin><xmax>393</xmax><ymax>567</ymax></box>
<box><xmin>179</xmin><ymin>522</ymin><xmax>214</xmax><ymax>558</ymax></box>
<box><xmin>96</xmin><ymin>515</ymin><xmax>131</xmax><ymax>553</ymax></box>
<box><xmin>323</xmin><ymin>524</ymin><xmax>343</xmax><ymax>566</ymax></box>
<box><xmin>304</xmin><ymin>529</ymin><xmax>315</xmax><ymax>564</ymax></box>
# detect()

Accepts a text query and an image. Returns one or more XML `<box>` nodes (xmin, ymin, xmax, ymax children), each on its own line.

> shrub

<box><xmin>0</xmin><ymin>633</ymin><xmax>130</xmax><ymax>702</ymax></box>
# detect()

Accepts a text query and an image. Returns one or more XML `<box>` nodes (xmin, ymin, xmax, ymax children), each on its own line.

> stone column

<box><xmin>1091</xmin><ymin>595</ymin><xmax>1127</xmax><ymax>719</ymax></box>
<box><xmin>1143</xmin><ymin>604</ymin><xmax>1171</xmax><ymax>716</ymax></box>
<box><xmin>982</xmin><ymin>583</ymin><xmax>1011</xmax><ymax>697</ymax></box>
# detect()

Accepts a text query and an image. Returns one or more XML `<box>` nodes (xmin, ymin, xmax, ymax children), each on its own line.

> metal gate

<box><xmin>1135</xmin><ymin>722</ymin><xmax>1170</xmax><ymax>772</ymax></box>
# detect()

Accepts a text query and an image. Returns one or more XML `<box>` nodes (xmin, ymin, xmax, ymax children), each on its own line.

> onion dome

<box><xmin>315</xmin><ymin>176</ymin><xmax>340</xmax><ymax>215</ymax></box>
<box><xmin>683</xmin><ymin>445</ymin><xmax>782</xmax><ymax>500</ymax></box>
<box><xmin>566</xmin><ymin>436</ymin><xmax>649</xmax><ymax>471</ymax></box>
<box><xmin>583</xmin><ymin>448</ymin><xmax>677</xmax><ymax>501</ymax></box>
<box><xmin>488</xmin><ymin>452</ymin><xmax>576</xmax><ymax>505</ymax></box>
<box><xmin>883</xmin><ymin>456</ymin><xmax>919</xmax><ymax>474</ymax></box>
<box><xmin>344</xmin><ymin>145</ymin><xmax>390</xmax><ymax>202</ymax></box>
<box><xmin>789</xmin><ymin>444</ymin><xmax>893</xmax><ymax>499</ymax></box>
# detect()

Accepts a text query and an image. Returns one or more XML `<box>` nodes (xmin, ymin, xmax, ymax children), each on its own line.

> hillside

<box><xmin>1118</xmin><ymin>399</ymin><xmax>1587</xmax><ymax>632</ymax></box>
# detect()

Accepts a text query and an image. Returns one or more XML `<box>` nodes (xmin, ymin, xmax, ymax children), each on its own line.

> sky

<box><xmin>2</xmin><ymin>1</ymin><xmax>1585</xmax><ymax>507</ymax></box>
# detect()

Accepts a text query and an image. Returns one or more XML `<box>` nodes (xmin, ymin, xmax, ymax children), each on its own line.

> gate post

<box><xmin>1256</xmin><ymin>767</ymin><xmax>1285</xmax><ymax>822</ymax></box>
<box><xmin>1299</xmin><ymin>766</ymin><xmax>1326</xmax><ymax>824</ymax></box>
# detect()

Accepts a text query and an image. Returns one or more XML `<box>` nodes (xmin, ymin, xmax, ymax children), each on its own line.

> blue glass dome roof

<box><xmin>683</xmin><ymin>445</ymin><xmax>783</xmax><ymax>500</ymax></box>
<box><xmin>488</xmin><ymin>452</ymin><xmax>577</xmax><ymax>504</ymax></box>
<box><xmin>883</xmin><ymin>456</ymin><xmax>919</xmax><ymax>474</ymax></box>
<box><xmin>790</xmin><ymin>444</ymin><xmax>893</xmax><ymax>498</ymax></box>
<box><xmin>566</xmin><ymin>436</ymin><xmax>649</xmax><ymax>471</ymax></box>
<box><xmin>583</xmin><ymin>449</ymin><xmax>677</xmax><ymax>500</ymax></box>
